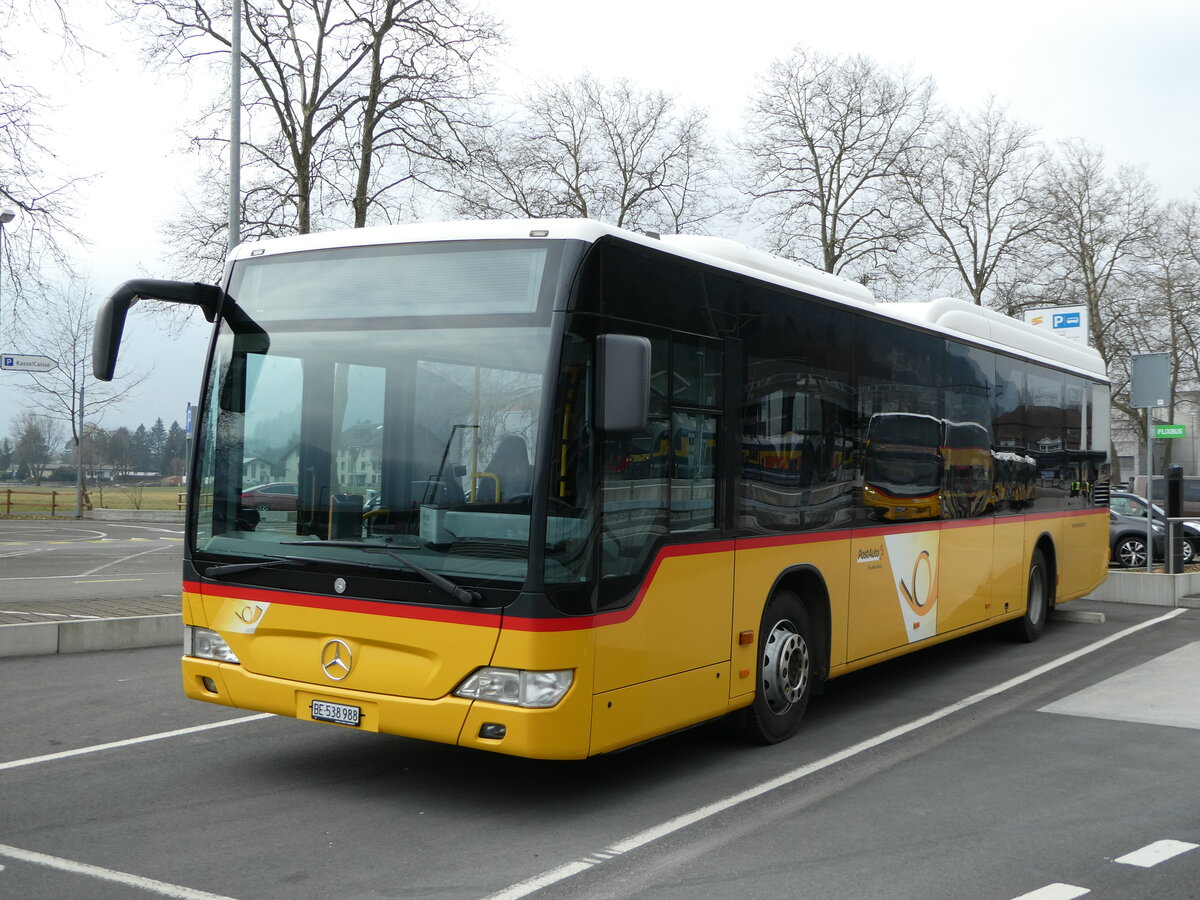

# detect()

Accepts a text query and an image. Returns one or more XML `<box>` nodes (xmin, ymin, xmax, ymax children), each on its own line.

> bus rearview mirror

<box><xmin>92</xmin><ymin>279</ymin><xmax>224</xmax><ymax>381</ymax></box>
<box><xmin>597</xmin><ymin>334</ymin><xmax>650</xmax><ymax>433</ymax></box>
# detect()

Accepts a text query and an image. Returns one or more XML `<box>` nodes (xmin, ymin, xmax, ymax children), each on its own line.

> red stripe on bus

<box><xmin>183</xmin><ymin>580</ymin><xmax>493</xmax><ymax>627</ymax></box>
<box><xmin>502</xmin><ymin>540</ymin><xmax>739</xmax><ymax>632</ymax></box>
<box><xmin>183</xmin><ymin>509</ymin><xmax>1107</xmax><ymax>632</ymax></box>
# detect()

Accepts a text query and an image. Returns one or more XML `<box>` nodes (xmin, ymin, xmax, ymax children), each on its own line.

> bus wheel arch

<box><xmin>745</xmin><ymin>568</ymin><xmax>829</xmax><ymax>745</ymax></box>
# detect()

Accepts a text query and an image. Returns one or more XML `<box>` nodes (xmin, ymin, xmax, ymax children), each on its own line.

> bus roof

<box><xmin>229</xmin><ymin>218</ymin><xmax>1107</xmax><ymax>382</ymax></box>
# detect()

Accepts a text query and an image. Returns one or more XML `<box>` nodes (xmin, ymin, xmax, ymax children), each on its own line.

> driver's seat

<box><xmin>479</xmin><ymin>435</ymin><xmax>532</xmax><ymax>502</ymax></box>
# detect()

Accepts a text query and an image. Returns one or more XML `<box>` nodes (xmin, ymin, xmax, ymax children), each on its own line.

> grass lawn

<box><xmin>1</xmin><ymin>483</ymin><xmax>186</xmax><ymax>513</ymax></box>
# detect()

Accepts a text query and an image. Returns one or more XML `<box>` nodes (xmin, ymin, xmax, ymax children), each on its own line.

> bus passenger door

<box><xmin>590</xmin><ymin>333</ymin><xmax>734</xmax><ymax>753</ymax></box>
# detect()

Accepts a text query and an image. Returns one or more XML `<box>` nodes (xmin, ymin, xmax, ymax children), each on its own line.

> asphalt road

<box><xmin>0</xmin><ymin>519</ymin><xmax>183</xmax><ymax>615</ymax></box>
<box><xmin>1</xmin><ymin>600</ymin><xmax>1197</xmax><ymax>899</ymax></box>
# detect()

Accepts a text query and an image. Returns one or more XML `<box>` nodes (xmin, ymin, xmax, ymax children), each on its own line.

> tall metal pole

<box><xmin>0</xmin><ymin>210</ymin><xmax>14</xmax><ymax>344</ymax></box>
<box><xmin>229</xmin><ymin>0</ymin><xmax>242</xmax><ymax>249</ymax></box>
<box><xmin>1146</xmin><ymin>410</ymin><xmax>1154</xmax><ymax>573</ymax></box>
<box><xmin>76</xmin><ymin>383</ymin><xmax>85</xmax><ymax>518</ymax></box>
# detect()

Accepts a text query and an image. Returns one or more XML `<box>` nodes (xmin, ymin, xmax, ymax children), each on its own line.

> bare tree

<box><xmin>1130</xmin><ymin>200</ymin><xmax>1200</xmax><ymax>466</ymax></box>
<box><xmin>12</xmin><ymin>410</ymin><xmax>63</xmax><ymax>483</ymax></box>
<box><xmin>0</xmin><ymin>0</ymin><xmax>88</xmax><ymax>322</ymax></box>
<box><xmin>104</xmin><ymin>425</ymin><xmax>137</xmax><ymax>480</ymax></box>
<box><xmin>1038</xmin><ymin>140</ymin><xmax>1159</xmax><ymax>370</ymax></box>
<box><xmin>740</xmin><ymin>46</ymin><xmax>937</xmax><ymax>280</ymax></box>
<box><xmin>1034</xmin><ymin>140</ymin><xmax>1160</xmax><ymax>476</ymax></box>
<box><xmin>906</xmin><ymin>99</ymin><xmax>1046</xmax><ymax>305</ymax></box>
<box><xmin>120</xmin><ymin>0</ymin><xmax>500</xmax><ymax>280</ymax></box>
<box><xmin>16</xmin><ymin>279</ymin><xmax>146</xmax><ymax>477</ymax></box>
<box><xmin>449</xmin><ymin>74</ymin><xmax>732</xmax><ymax>233</ymax></box>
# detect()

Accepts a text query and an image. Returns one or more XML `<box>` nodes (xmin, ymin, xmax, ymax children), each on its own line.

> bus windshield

<box><xmin>191</xmin><ymin>240</ymin><xmax>571</xmax><ymax>592</ymax></box>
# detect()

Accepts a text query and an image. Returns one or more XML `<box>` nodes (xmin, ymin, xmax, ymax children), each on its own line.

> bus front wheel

<box><xmin>746</xmin><ymin>589</ymin><xmax>815</xmax><ymax>744</ymax></box>
<box><xmin>1011</xmin><ymin>548</ymin><xmax>1050</xmax><ymax>643</ymax></box>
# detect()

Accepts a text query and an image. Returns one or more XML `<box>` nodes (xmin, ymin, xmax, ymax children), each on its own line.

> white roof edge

<box><xmin>655</xmin><ymin>234</ymin><xmax>876</xmax><ymax>305</ymax></box>
<box><xmin>886</xmin><ymin>296</ymin><xmax>1108</xmax><ymax>381</ymax></box>
<box><xmin>227</xmin><ymin>218</ymin><xmax>876</xmax><ymax>307</ymax></box>
<box><xmin>226</xmin><ymin>218</ymin><xmax>617</xmax><ymax>261</ymax></box>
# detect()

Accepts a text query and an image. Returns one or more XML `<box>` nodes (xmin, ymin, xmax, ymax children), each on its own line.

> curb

<box><xmin>0</xmin><ymin>614</ymin><xmax>182</xmax><ymax>659</ymax></box>
<box><xmin>85</xmin><ymin>510</ymin><xmax>187</xmax><ymax>524</ymax></box>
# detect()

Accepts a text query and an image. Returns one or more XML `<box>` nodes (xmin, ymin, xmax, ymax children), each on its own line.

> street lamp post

<box><xmin>0</xmin><ymin>208</ymin><xmax>14</xmax><ymax>343</ymax></box>
<box><xmin>229</xmin><ymin>0</ymin><xmax>241</xmax><ymax>248</ymax></box>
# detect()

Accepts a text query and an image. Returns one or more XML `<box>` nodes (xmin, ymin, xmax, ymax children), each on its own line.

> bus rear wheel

<box><xmin>1011</xmin><ymin>548</ymin><xmax>1050</xmax><ymax>643</ymax></box>
<box><xmin>746</xmin><ymin>589</ymin><xmax>815</xmax><ymax>744</ymax></box>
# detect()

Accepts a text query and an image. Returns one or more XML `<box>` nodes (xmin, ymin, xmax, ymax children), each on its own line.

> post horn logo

<box><xmin>899</xmin><ymin>550</ymin><xmax>935</xmax><ymax>615</ymax></box>
<box><xmin>321</xmin><ymin>639</ymin><xmax>353</xmax><ymax>681</ymax></box>
<box><xmin>234</xmin><ymin>604</ymin><xmax>265</xmax><ymax>625</ymax></box>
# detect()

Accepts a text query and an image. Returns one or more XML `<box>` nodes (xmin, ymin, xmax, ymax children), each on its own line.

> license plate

<box><xmin>311</xmin><ymin>699</ymin><xmax>361</xmax><ymax>727</ymax></box>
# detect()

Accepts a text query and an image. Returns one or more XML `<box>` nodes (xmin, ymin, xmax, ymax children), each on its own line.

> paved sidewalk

<box><xmin>0</xmin><ymin>596</ymin><xmax>182</xmax><ymax>658</ymax></box>
<box><xmin>0</xmin><ymin>596</ymin><xmax>179</xmax><ymax>625</ymax></box>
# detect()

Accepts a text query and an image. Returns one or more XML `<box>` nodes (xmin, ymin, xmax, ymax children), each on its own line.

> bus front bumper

<box><xmin>181</xmin><ymin>656</ymin><xmax>592</xmax><ymax>759</ymax></box>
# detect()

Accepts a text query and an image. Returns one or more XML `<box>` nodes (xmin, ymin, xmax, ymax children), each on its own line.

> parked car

<box><xmin>240</xmin><ymin>482</ymin><xmax>299</xmax><ymax>511</ymax></box>
<box><xmin>1110</xmin><ymin>491</ymin><xmax>1197</xmax><ymax>565</ymax></box>
<box><xmin>1127</xmin><ymin>475</ymin><xmax>1200</xmax><ymax>517</ymax></box>
<box><xmin>1109</xmin><ymin>508</ymin><xmax>1166</xmax><ymax>568</ymax></box>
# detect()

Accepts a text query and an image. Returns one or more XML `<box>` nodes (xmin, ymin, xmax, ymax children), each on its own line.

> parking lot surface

<box><xmin>1</xmin><ymin>600</ymin><xmax>1197</xmax><ymax>898</ymax></box>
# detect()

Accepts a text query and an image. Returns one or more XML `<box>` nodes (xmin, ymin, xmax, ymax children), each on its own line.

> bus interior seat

<box><xmin>478</xmin><ymin>435</ymin><xmax>532</xmax><ymax>502</ymax></box>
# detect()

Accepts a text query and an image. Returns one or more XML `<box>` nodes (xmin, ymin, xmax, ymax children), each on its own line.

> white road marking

<box><xmin>0</xmin><ymin>572</ymin><xmax>175</xmax><ymax>581</ymax></box>
<box><xmin>0</xmin><ymin>547</ymin><xmax>53</xmax><ymax>559</ymax></box>
<box><xmin>1010</xmin><ymin>884</ymin><xmax>1090</xmax><ymax>900</ymax></box>
<box><xmin>96</xmin><ymin>524</ymin><xmax>185</xmax><ymax>534</ymax></box>
<box><xmin>486</xmin><ymin>608</ymin><xmax>1189</xmax><ymax>900</ymax></box>
<box><xmin>1115</xmin><ymin>839</ymin><xmax>1198</xmax><ymax>868</ymax></box>
<box><xmin>1041</xmin><ymin>641</ymin><xmax>1200</xmax><ymax>731</ymax></box>
<box><xmin>0</xmin><ymin>714</ymin><xmax>273</xmax><ymax>772</ymax></box>
<box><xmin>79</xmin><ymin>543</ymin><xmax>170</xmax><ymax>577</ymax></box>
<box><xmin>0</xmin><ymin>842</ymin><xmax>238</xmax><ymax>899</ymax></box>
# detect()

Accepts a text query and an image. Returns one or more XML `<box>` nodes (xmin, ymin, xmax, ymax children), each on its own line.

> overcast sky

<box><xmin>2</xmin><ymin>0</ymin><xmax>1197</xmax><ymax>441</ymax></box>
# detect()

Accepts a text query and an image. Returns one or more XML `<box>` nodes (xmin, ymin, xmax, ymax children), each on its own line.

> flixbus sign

<box><xmin>1154</xmin><ymin>424</ymin><xmax>1186</xmax><ymax>439</ymax></box>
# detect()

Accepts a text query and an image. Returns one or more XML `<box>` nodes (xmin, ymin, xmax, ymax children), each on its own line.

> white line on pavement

<box><xmin>1115</xmin><ymin>839</ymin><xmax>1199</xmax><ymax>868</ymax></box>
<box><xmin>0</xmin><ymin>714</ymin><xmax>273</xmax><ymax>772</ymax></box>
<box><xmin>94</xmin><ymin>524</ymin><xmax>185</xmax><ymax>534</ymax></box>
<box><xmin>0</xmin><ymin>572</ymin><xmax>175</xmax><ymax>581</ymax></box>
<box><xmin>79</xmin><ymin>543</ymin><xmax>170</xmax><ymax>577</ymax></box>
<box><xmin>486</xmin><ymin>608</ymin><xmax>1189</xmax><ymax>900</ymax></box>
<box><xmin>0</xmin><ymin>547</ymin><xmax>53</xmax><ymax>559</ymax></box>
<box><xmin>0</xmin><ymin>842</ymin><xmax>239</xmax><ymax>899</ymax></box>
<box><xmin>1011</xmin><ymin>884</ymin><xmax>1090</xmax><ymax>900</ymax></box>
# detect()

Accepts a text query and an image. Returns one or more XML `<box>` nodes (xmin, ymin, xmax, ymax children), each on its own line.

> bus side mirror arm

<box><xmin>93</xmin><ymin>279</ymin><xmax>224</xmax><ymax>381</ymax></box>
<box><xmin>597</xmin><ymin>334</ymin><xmax>651</xmax><ymax>433</ymax></box>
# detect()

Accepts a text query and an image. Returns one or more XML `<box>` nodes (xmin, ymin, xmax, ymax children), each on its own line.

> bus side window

<box><xmin>600</xmin><ymin>417</ymin><xmax>670</xmax><ymax>609</ymax></box>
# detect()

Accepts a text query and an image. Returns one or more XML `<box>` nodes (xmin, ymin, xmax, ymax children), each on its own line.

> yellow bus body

<box><xmin>181</xmin><ymin>507</ymin><xmax>1108</xmax><ymax>759</ymax></box>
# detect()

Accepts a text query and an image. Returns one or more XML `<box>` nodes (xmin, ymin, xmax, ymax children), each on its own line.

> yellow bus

<box><xmin>93</xmin><ymin>221</ymin><xmax>1111</xmax><ymax>759</ymax></box>
<box><xmin>862</xmin><ymin>415</ymin><xmax>995</xmax><ymax>521</ymax></box>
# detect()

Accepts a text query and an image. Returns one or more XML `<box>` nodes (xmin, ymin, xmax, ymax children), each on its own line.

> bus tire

<box><xmin>745</xmin><ymin>589</ymin><xmax>815</xmax><ymax>744</ymax></box>
<box><xmin>1011</xmin><ymin>548</ymin><xmax>1049</xmax><ymax>643</ymax></box>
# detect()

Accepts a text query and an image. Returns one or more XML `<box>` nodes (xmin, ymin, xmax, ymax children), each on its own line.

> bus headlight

<box><xmin>185</xmin><ymin>626</ymin><xmax>240</xmax><ymax>664</ymax></box>
<box><xmin>454</xmin><ymin>667</ymin><xmax>573</xmax><ymax>708</ymax></box>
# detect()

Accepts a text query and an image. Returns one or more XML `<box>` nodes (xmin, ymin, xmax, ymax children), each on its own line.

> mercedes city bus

<box><xmin>93</xmin><ymin>219</ymin><xmax>1111</xmax><ymax>759</ymax></box>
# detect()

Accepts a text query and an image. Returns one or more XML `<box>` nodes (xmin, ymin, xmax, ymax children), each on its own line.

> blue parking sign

<box><xmin>1052</xmin><ymin>312</ymin><xmax>1081</xmax><ymax>329</ymax></box>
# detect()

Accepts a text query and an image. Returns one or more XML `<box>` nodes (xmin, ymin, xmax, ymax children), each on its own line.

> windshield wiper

<box><xmin>282</xmin><ymin>540</ymin><xmax>481</xmax><ymax>605</ymax></box>
<box><xmin>206</xmin><ymin>556</ymin><xmax>317</xmax><ymax>579</ymax></box>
